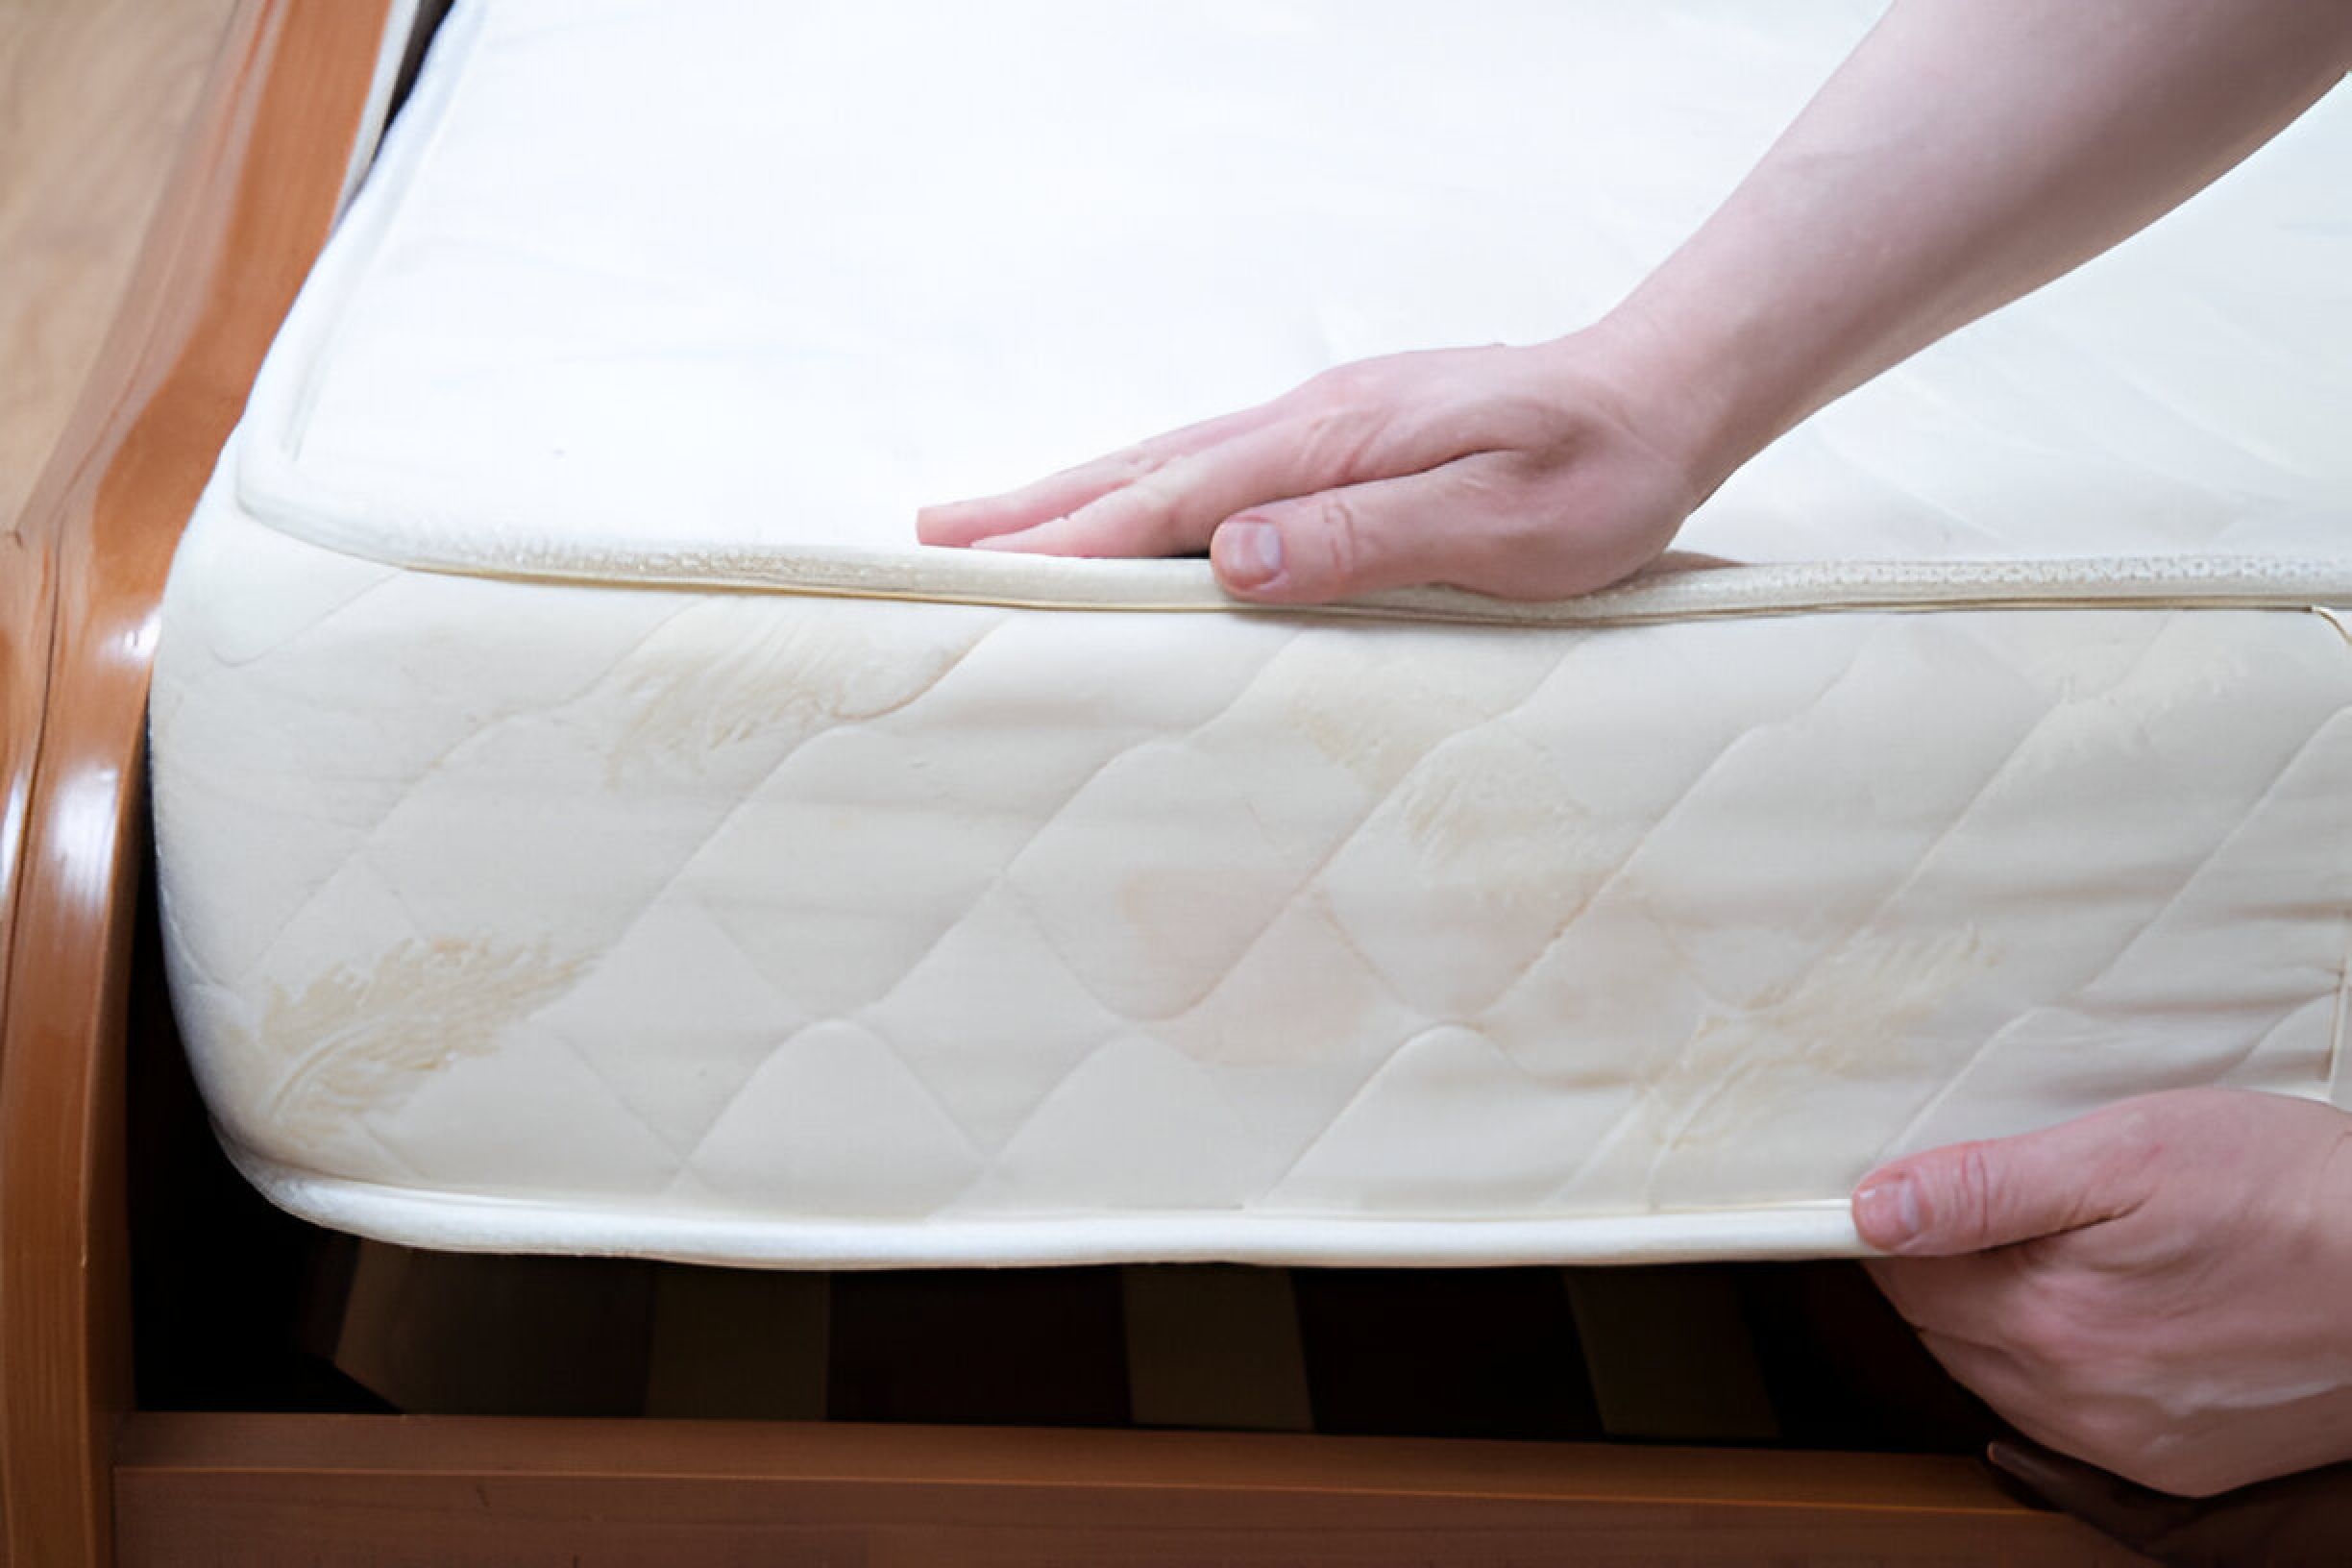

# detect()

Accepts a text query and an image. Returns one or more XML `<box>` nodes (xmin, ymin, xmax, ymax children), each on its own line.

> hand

<box><xmin>916</xmin><ymin>332</ymin><xmax>1711</xmax><ymax>605</ymax></box>
<box><xmin>919</xmin><ymin>2</ymin><xmax>2349</xmax><ymax>611</ymax></box>
<box><xmin>1853</xmin><ymin>1089</ymin><xmax>2352</xmax><ymax>1498</ymax></box>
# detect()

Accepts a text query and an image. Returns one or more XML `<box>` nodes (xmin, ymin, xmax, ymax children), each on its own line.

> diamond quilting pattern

<box><xmin>147</xmin><ymin>0</ymin><xmax>2352</xmax><ymax>1264</ymax></box>
<box><xmin>153</xmin><ymin>501</ymin><xmax>2352</xmax><ymax>1259</ymax></box>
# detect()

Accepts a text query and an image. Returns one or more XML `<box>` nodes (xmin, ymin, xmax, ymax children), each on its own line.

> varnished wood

<box><xmin>0</xmin><ymin>0</ymin><xmax>239</xmax><ymax>536</ymax></box>
<box><xmin>115</xmin><ymin>1413</ymin><xmax>2144</xmax><ymax>1565</ymax></box>
<box><xmin>0</xmin><ymin>3</ymin><xmax>392</xmax><ymax>1563</ymax></box>
<box><xmin>3</xmin><ymin>0</ymin><xmax>232</xmax><ymax>1114</ymax></box>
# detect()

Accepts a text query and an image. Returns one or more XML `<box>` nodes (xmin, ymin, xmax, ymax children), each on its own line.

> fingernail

<box><xmin>1856</xmin><ymin>1174</ymin><xmax>1922</xmax><ymax>1250</ymax></box>
<box><xmin>1213</xmin><ymin>518</ymin><xmax>1284</xmax><ymax>589</ymax></box>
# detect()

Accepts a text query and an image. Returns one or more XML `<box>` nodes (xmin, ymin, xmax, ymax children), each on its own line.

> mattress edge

<box><xmin>222</xmin><ymin>0</ymin><xmax>2352</xmax><ymax>632</ymax></box>
<box><xmin>211</xmin><ymin>465</ymin><xmax>2352</xmax><ymax>629</ymax></box>
<box><xmin>224</xmin><ymin>1139</ymin><xmax>1874</xmax><ymax>1269</ymax></box>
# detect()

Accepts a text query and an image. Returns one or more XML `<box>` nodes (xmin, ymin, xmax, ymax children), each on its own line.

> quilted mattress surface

<box><xmin>153</xmin><ymin>0</ymin><xmax>2352</xmax><ymax>1265</ymax></box>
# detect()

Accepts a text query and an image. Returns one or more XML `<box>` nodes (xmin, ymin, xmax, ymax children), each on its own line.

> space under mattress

<box><xmin>151</xmin><ymin>0</ymin><xmax>2352</xmax><ymax>1267</ymax></box>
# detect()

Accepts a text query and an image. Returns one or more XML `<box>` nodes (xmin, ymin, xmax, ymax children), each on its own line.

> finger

<box><xmin>1206</xmin><ymin>471</ymin><xmax>1484</xmax><ymax>602</ymax></box>
<box><xmin>917</xmin><ymin>462</ymin><xmax>1146</xmax><ymax>549</ymax></box>
<box><xmin>1851</xmin><ymin>1106</ymin><xmax>2159</xmax><ymax>1258</ymax></box>
<box><xmin>963</xmin><ymin>436</ymin><xmax>1309</xmax><ymax>559</ymax></box>
<box><xmin>1210</xmin><ymin>455</ymin><xmax>1659</xmax><ymax>604</ymax></box>
<box><xmin>966</xmin><ymin>399</ymin><xmax>1467</xmax><ymax>562</ymax></box>
<box><xmin>916</xmin><ymin>402</ymin><xmax>1289</xmax><ymax>548</ymax></box>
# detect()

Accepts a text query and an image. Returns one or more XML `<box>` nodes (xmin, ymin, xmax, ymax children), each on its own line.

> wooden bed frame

<box><xmin>0</xmin><ymin>4</ymin><xmax>2141</xmax><ymax>1560</ymax></box>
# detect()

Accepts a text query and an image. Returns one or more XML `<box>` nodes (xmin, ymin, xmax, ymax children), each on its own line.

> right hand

<box><xmin>916</xmin><ymin>331</ymin><xmax>1715</xmax><ymax>606</ymax></box>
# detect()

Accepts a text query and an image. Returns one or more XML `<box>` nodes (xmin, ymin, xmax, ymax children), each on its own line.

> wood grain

<box><xmin>0</xmin><ymin>4</ymin><xmax>390</xmax><ymax>1562</ymax></box>
<box><xmin>0</xmin><ymin>0</ymin><xmax>238</xmax><ymax>538</ymax></box>
<box><xmin>116</xmin><ymin>1412</ymin><xmax>2146</xmax><ymax>1566</ymax></box>
<box><xmin>0</xmin><ymin>0</ymin><xmax>238</xmax><ymax>1178</ymax></box>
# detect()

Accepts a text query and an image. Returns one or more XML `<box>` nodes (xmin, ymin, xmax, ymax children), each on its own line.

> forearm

<box><xmin>1592</xmin><ymin>0</ymin><xmax>2352</xmax><ymax>494</ymax></box>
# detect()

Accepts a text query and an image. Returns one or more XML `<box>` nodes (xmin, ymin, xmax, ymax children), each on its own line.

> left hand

<box><xmin>1853</xmin><ymin>1088</ymin><xmax>2352</xmax><ymax>1498</ymax></box>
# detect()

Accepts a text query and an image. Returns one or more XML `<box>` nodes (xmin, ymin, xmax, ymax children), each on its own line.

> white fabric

<box><xmin>152</xmin><ymin>0</ymin><xmax>2352</xmax><ymax>1266</ymax></box>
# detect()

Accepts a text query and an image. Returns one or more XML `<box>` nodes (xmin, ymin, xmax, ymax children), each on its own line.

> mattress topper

<box><xmin>237</xmin><ymin>0</ymin><xmax>2352</xmax><ymax>622</ymax></box>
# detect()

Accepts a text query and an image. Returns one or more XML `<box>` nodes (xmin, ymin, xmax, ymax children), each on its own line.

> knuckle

<box><xmin>1111</xmin><ymin>456</ymin><xmax>1217</xmax><ymax>552</ymax></box>
<box><xmin>1109</xmin><ymin>448</ymin><xmax>1173</xmax><ymax>486</ymax></box>
<box><xmin>2106</xmin><ymin>1100</ymin><xmax>2163</xmax><ymax>1164</ymax></box>
<box><xmin>1121</xmin><ymin>455</ymin><xmax>1191</xmax><ymax>508</ymax></box>
<box><xmin>1295</xmin><ymin>405</ymin><xmax>1383</xmax><ymax>482</ymax></box>
<box><xmin>1919</xmin><ymin>1141</ymin><xmax>2003</xmax><ymax>1244</ymax></box>
<box><xmin>1302</xmin><ymin>358</ymin><xmax>1382</xmax><ymax>408</ymax></box>
<box><xmin>1311</xmin><ymin>491</ymin><xmax>1371</xmax><ymax>585</ymax></box>
<box><xmin>1295</xmin><ymin>352</ymin><xmax>1423</xmax><ymax>431</ymax></box>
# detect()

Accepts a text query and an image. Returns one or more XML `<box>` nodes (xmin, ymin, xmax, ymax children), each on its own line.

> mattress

<box><xmin>151</xmin><ymin>0</ymin><xmax>2352</xmax><ymax>1267</ymax></box>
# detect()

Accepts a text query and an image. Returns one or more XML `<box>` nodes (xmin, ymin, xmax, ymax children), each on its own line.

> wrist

<box><xmin>1535</xmin><ymin>308</ymin><xmax>1767</xmax><ymax>511</ymax></box>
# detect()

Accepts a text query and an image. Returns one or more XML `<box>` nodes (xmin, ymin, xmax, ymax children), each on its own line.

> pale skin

<box><xmin>1856</xmin><ymin>1089</ymin><xmax>2352</xmax><ymax>1499</ymax></box>
<box><xmin>919</xmin><ymin>0</ymin><xmax>2352</xmax><ymax>1496</ymax></box>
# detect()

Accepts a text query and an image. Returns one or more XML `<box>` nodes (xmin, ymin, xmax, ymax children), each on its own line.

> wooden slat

<box><xmin>115</xmin><ymin>1412</ymin><xmax>2146</xmax><ymax>1566</ymax></box>
<box><xmin>0</xmin><ymin>4</ymin><xmax>392</xmax><ymax>1563</ymax></box>
<box><xmin>1121</xmin><ymin>1264</ymin><xmax>1313</xmax><ymax>1433</ymax></box>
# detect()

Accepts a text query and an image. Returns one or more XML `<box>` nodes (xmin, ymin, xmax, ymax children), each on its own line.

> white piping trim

<box><xmin>226</xmin><ymin>1139</ymin><xmax>1870</xmax><ymax>1269</ymax></box>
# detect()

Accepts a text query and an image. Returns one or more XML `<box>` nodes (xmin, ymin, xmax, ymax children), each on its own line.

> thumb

<box><xmin>1207</xmin><ymin>478</ymin><xmax>1458</xmax><ymax>605</ymax></box>
<box><xmin>1852</xmin><ymin>1111</ymin><xmax>2149</xmax><ymax>1257</ymax></box>
<box><xmin>1208</xmin><ymin>460</ymin><xmax>1643</xmax><ymax>605</ymax></box>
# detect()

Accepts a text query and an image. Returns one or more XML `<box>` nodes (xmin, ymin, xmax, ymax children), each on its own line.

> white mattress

<box><xmin>151</xmin><ymin>0</ymin><xmax>2352</xmax><ymax>1267</ymax></box>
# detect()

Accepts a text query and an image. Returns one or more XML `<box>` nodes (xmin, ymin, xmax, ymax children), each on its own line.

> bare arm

<box><xmin>919</xmin><ymin>0</ymin><xmax>2352</xmax><ymax>603</ymax></box>
<box><xmin>1618</xmin><ymin>0</ymin><xmax>2352</xmax><ymax>498</ymax></box>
